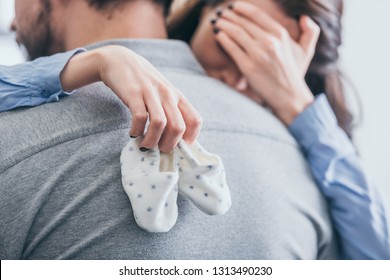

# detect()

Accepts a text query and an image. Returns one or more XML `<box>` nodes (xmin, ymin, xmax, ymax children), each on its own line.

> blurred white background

<box><xmin>1</xmin><ymin>0</ymin><xmax>390</xmax><ymax>202</ymax></box>
<box><xmin>0</xmin><ymin>0</ymin><xmax>23</xmax><ymax>64</ymax></box>
<box><xmin>340</xmin><ymin>0</ymin><xmax>390</xmax><ymax>202</ymax></box>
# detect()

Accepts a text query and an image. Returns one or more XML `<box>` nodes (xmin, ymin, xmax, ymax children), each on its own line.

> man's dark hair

<box><xmin>87</xmin><ymin>0</ymin><xmax>173</xmax><ymax>15</ymax></box>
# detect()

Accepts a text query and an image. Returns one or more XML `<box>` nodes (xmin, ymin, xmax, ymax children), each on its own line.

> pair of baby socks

<box><xmin>120</xmin><ymin>138</ymin><xmax>231</xmax><ymax>232</ymax></box>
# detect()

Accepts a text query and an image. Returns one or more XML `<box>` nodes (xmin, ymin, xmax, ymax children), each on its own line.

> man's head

<box><xmin>11</xmin><ymin>0</ymin><xmax>53</xmax><ymax>60</ymax></box>
<box><xmin>11</xmin><ymin>0</ymin><xmax>172</xmax><ymax>60</ymax></box>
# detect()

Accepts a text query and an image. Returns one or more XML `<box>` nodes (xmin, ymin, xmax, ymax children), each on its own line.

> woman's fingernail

<box><xmin>213</xmin><ymin>27</ymin><xmax>220</xmax><ymax>34</ymax></box>
<box><xmin>140</xmin><ymin>147</ymin><xmax>150</xmax><ymax>152</ymax></box>
<box><xmin>130</xmin><ymin>135</ymin><xmax>137</xmax><ymax>138</ymax></box>
<box><xmin>210</xmin><ymin>17</ymin><xmax>217</xmax><ymax>25</ymax></box>
<box><xmin>228</xmin><ymin>2</ymin><xmax>235</xmax><ymax>10</ymax></box>
<box><xmin>216</xmin><ymin>8</ymin><xmax>223</xmax><ymax>17</ymax></box>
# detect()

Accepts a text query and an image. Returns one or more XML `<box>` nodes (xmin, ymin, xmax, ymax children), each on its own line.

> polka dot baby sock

<box><xmin>120</xmin><ymin>138</ymin><xmax>231</xmax><ymax>232</ymax></box>
<box><xmin>120</xmin><ymin>138</ymin><xmax>179</xmax><ymax>233</ymax></box>
<box><xmin>177</xmin><ymin>140</ymin><xmax>231</xmax><ymax>215</ymax></box>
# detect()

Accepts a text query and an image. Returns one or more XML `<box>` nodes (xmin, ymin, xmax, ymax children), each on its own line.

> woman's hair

<box><xmin>169</xmin><ymin>0</ymin><xmax>355</xmax><ymax>138</ymax></box>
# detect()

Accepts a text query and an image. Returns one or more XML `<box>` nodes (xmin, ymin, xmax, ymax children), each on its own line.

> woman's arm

<box><xmin>1</xmin><ymin>46</ymin><xmax>202</xmax><ymax>152</ymax></box>
<box><xmin>0</xmin><ymin>49</ymin><xmax>84</xmax><ymax>112</ymax></box>
<box><xmin>212</xmin><ymin>1</ymin><xmax>390</xmax><ymax>259</ymax></box>
<box><xmin>289</xmin><ymin>94</ymin><xmax>390</xmax><ymax>259</ymax></box>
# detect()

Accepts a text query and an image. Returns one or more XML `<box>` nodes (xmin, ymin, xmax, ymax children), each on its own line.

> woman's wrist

<box><xmin>60</xmin><ymin>49</ymin><xmax>102</xmax><ymax>92</ymax></box>
<box><xmin>275</xmin><ymin>85</ymin><xmax>315</xmax><ymax>126</ymax></box>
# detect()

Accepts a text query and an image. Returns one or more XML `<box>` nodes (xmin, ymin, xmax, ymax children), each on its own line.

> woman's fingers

<box><xmin>158</xmin><ymin>89</ymin><xmax>202</xmax><ymax>152</ymax></box>
<box><xmin>298</xmin><ymin>15</ymin><xmax>321</xmax><ymax>57</ymax></box>
<box><xmin>137</xmin><ymin>85</ymin><xmax>201</xmax><ymax>153</ymax></box>
<box><xmin>231</xmin><ymin>1</ymin><xmax>289</xmax><ymax>38</ymax></box>
<box><xmin>127</xmin><ymin>91</ymin><xmax>149</xmax><ymax>138</ymax></box>
<box><xmin>157</xmin><ymin>88</ymin><xmax>187</xmax><ymax>153</ymax></box>
<box><xmin>217</xmin><ymin>8</ymin><xmax>269</xmax><ymax>44</ymax></box>
<box><xmin>214</xmin><ymin>30</ymin><xmax>249</xmax><ymax>73</ymax></box>
<box><xmin>139</xmin><ymin>87</ymin><xmax>167</xmax><ymax>150</ymax></box>
<box><xmin>214</xmin><ymin>29</ymin><xmax>267</xmax><ymax>79</ymax></box>
<box><xmin>178</xmin><ymin>96</ymin><xmax>202</xmax><ymax>144</ymax></box>
<box><xmin>213</xmin><ymin>17</ymin><xmax>260</xmax><ymax>75</ymax></box>
<box><xmin>214</xmin><ymin>18</ymin><xmax>256</xmax><ymax>55</ymax></box>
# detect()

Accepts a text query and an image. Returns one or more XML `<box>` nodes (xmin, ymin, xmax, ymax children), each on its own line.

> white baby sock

<box><xmin>177</xmin><ymin>140</ymin><xmax>231</xmax><ymax>215</ymax></box>
<box><xmin>120</xmin><ymin>138</ymin><xmax>179</xmax><ymax>233</ymax></box>
<box><xmin>120</xmin><ymin>138</ymin><xmax>231</xmax><ymax>233</ymax></box>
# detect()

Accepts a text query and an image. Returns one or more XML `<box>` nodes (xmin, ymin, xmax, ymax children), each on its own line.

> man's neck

<box><xmin>58</xmin><ymin>1</ymin><xmax>168</xmax><ymax>51</ymax></box>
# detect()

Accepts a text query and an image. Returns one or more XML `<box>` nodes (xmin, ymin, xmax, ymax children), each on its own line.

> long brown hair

<box><xmin>169</xmin><ymin>0</ymin><xmax>355</xmax><ymax>138</ymax></box>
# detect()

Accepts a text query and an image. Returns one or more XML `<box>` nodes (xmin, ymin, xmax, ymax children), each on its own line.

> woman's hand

<box><xmin>212</xmin><ymin>1</ymin><xmax>321</xmax><ymax>125</ymax></box>
<box><xmin>60</xmin><ymin>45</ymin><xmax>202</xmax><ymax>153</ymax></box>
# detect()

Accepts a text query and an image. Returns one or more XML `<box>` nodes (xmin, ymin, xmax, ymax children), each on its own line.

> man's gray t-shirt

<box><xmin>0</xmin><ymin>40</ymin><xmax>337</xmax><ymax>259</ymax></box>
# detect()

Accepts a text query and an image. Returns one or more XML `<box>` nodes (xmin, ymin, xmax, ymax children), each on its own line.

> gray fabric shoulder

<box><xmin>0</xmin><ymin>83</ymin><xmax>129</xmax><ymax>173</ymax></box>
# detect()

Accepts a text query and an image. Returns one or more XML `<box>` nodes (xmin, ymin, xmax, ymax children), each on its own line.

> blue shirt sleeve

<box><xmin>0</xmin><ymin>48</ymin><xmax>85</xmax><ymax>112</ymax></box>
<box><xmin>288</xmin><ymin>94</ymin><xmax>390</xmax><ymax>259</ymax></box>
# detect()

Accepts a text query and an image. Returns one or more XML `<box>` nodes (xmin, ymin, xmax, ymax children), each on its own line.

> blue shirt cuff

<box><xmin>288</xmin><ymin>94</ymin><xmax>354</xmax><ymax>155</ymax></box>
<box><xmin>29</xmin><ymin>48</ymin><xmax>86</xmax><ymax>102</ymax></box>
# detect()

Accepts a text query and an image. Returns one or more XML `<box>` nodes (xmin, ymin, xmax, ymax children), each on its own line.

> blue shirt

<box><xmin>289</xmin><ymin>94</ymin><xmax>390</xmax><ymax>259</ymax></box>
<box><xmin>0</xmin><ymin>49</ymin><xmax>84</xmax><ymax>112</ymax></box>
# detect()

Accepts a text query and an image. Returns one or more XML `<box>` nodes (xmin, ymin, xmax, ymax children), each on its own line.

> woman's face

<box><xmin>190</xmin><ymin>0</ymin><xmax>300</xmax><ymax>91</ymax></box>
